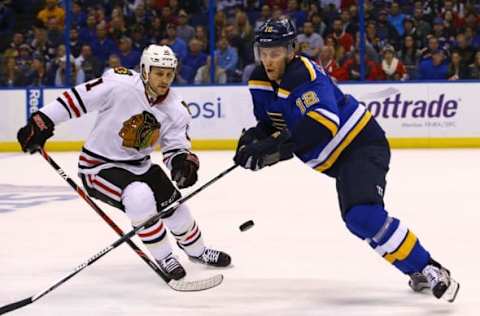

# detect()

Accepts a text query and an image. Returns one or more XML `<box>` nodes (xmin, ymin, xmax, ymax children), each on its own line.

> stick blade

<box><xmin>0</xmin><ymin>297</ymin><xmax>33</xmax><ymax>315</ymax></box>
<box><xmin>168</xmin><ymin>274</ymin><xmax>223</xmax><ymax>292</ymax></box>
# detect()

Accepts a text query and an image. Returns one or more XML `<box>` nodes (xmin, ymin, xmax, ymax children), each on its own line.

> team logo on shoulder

<box><xmin>113</xmin><ymin>66</ymin><xmax>132</xmax><ymax>76</ymax></box>
<box><xmin>119</xmin><ymin>111</ymin><xmax>160</xmax><ymax>150</ymax></box>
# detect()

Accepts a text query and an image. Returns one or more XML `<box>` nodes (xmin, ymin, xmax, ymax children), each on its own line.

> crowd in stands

<box><xmin>2</xmin><ymin>0</ymin><xmax>480</xmax><ymax>87</ymax></box>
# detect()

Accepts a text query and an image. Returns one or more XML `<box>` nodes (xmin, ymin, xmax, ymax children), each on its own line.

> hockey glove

<box><xmin>234</xmin><ymin>123</ymin><xmax>276</xmax><ymax>159</ymax></box>
<box><xmin>234</xmin><ymin>129</ymin><xmax>295</xmax><ymax>171</ymax></box>
<box><xmin>17</xmin><ymin>111</ymin><xmax>55</xmax><ymax>153</ymax></box>
<box><xmin>171</xmin><ymin>152</ymin><xmax>199</xmax><ymax>189</ymax></box>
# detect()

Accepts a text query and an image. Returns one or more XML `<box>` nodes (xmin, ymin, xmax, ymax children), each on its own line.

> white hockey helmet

<box><xmin>140</xmin><ymin>45</ymin><xmax>177</xmax><ymax>83</ymax></box>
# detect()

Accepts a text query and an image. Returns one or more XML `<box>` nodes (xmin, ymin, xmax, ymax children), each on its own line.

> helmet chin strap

<box><xmin>145</xmin><ymin>81</ymin><xmax>159</xmax><ymax>102</ymax></box>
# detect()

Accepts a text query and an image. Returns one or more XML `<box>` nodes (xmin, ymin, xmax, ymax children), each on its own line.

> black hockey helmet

<box><xmin>254</xmin><ymin>17</ymin><xmax>297</xmax><ymax>48</ymax></box>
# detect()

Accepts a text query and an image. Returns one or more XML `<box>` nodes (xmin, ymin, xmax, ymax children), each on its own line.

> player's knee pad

<box><xmin>122</xmin><ymin>181</ymin><xmax>157</xmax><ymax>225</ymax></box>
<box><xmin>344</xmin><ymin>204</ymin><xmax>388</xmax><ymax>240</ymax></box>
<box><xmin>164</xmin><ymin>204</ymin><xmax>194</xmax><ymax>234</ymax></box>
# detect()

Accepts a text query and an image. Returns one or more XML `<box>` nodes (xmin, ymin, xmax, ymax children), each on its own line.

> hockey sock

<box><xmin>165</xmin><ymin>204</ymin><xmax>205</xmax><ymax>257</ymax></box>
<box><xmin>123</xmin><ymin>182</ymin><xmax>173</xmax><ymax>260</ymax></box>
<box><xmin>345</xmin><ymin>204</ymin><xmax>431</xmax><ymax>274</ymax></box>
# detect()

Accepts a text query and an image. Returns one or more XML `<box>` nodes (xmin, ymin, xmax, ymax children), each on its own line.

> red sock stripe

<box><xmin>139</xmin><ymin>222</ymin><xmax>164</xmax><ymax>238</ymax></box>
<box><xmin>91</xmin><ymin>177</ymin><xmax>121</xmax><ymax>197</ymax></box>
<box><xmin>63</xmin><ymin>91</ymin><xmax>81</xmax><ymax>117</ymax></box>
<box><xmin>184</xmin><ymin>226</ymin><xmax>199</xmax><ymax>242</ymax></box>
<box><xmin>79</xmin><ymin>155</ymin><xmax>103</xmax><ymax>166</ymax></box>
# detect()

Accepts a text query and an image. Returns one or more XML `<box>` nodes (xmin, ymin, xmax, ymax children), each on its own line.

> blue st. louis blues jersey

<box><xmin>247</xmin><ymin>55</ymin><xmax>385</xmax><ymax>175</ymax></box>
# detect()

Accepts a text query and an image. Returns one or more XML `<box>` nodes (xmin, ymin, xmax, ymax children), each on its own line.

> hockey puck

<box><xmin>239</xmin><ymin>220</ymin><xmax>254</xmax><ymax>232</ymax></box>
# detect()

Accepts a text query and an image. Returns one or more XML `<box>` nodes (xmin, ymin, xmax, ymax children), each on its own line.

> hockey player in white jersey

<box><xmin>17</xmin><ymin>45</ymin><xmax>231</xmax><ymax>280</ymax></box>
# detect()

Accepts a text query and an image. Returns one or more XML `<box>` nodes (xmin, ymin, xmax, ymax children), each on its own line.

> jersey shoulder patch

<box><xmin>279</xmin><ymin>56</ymin><xmax>318</xmax><ymax>94</ymax></box>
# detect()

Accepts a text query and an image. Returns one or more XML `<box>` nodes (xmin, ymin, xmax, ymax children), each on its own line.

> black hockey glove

<box><xmin>234</xmin><ymin>129</ymin><xmax>295</xmax><ymax>171</ymax></box>
<box><xmin>171</xmin><ymin>152</ymin><xmax>199</xmax><ymax>189</ymax></box>
<box><xmin>17</xmin><ymin>111</ymin><xmax>55</xmax><ymax>154</ymax></box>
<box><xmin>234</xmin><ymin>123</ymin><xmax>276</xmax><ymax>158</ymax></box>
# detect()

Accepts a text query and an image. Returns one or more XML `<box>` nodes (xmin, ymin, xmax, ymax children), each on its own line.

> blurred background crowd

<box><xmin>1</xmin><ymin>0</ymin><xmax>480</xmax><ymax>87</ymax></box>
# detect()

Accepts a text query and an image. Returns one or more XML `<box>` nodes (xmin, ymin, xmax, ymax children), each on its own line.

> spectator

<box><xmin>55</xmin><ymin>54</ymin><xmax>85</xmax><ymax>86</ymax></box>
<box><xmin>176</xmin><ymin>9</ymin><xmax>195</xmax><ymax>44</ymax></box>
<box><xmin>388</xmin><ymin>1</ymin><xmax>406</xmax><ymax>37</ymax></box>
<box><xmin>194</xmin><ymin>55</ymin><xmax>227</xmax><ymax>84</ymax></box>
<box><xmin>103</xmin><ymin>54</ymin><xmax>121</xmax><ymax>74</ymax></box>
<box><xmin>161</xmin><ymin>6</ymin><xmax>176</xmax><ymax>25</ymax></box>
<box><xmin>447</xmin><ymin>50</ymin><xmax>468</xmax><ymax>80</ymax></box>
<box><xmin>0</xmin><ymin>57</ymin><xmax>26</xmax><ymax>86</ymax></box>
<box><xmin>214</xmin><ymin>10</ymin><xmax>227</xmax><ymax>38</ymax></box>
<box><xmin>75</xmin><ymin>44</ymin><xmax>102</xmax><ymax>81</ymax></box>
<box><xmin>340</xmin><ymin>50</ymin><xmax>383</xmax><ymax>81</ymax></box>
<box><xmin>413</xmin><ymin>7</ymin><xmax>432</xmax><ymax>46</ymax></box>
<box><xmin>402</xmin><ymin>16</ymin><xmax>416</xmax><ymax>38</ymax></box>
<box><xmin>376</xmin><ymin>9</ymin><xmax>400</xmax><ymax>47</ymax></box>
<box><xmin>194</xmin><ymin>25</ymin><xmax>209</xmax><ymax>52</ymax></box>
<box><xmin>162</xmin><ymin>23</ymin><xmax>187</xmax><ymax>60</ymax></box>
<box><xmin>30</xmin><ymin>25</ymin><xmax>55</xmax><ymax>63</ymax></box>
<box><xmin>297</xmin><ymin>21</ymin><xmax>324</xmax><ymax>59</ymax></box>
<box><xmin>340</xmin><ymin>8</ymin><xmax>356</xmax><ymax>36</ymax></box>
<box><xmin>255</xmin><ymin>5</ymin><xmax>272</xmax><ymax>30</ymax></box>
<box><xmin>453</xmin><ymin>32</ymin><xmax>475</xmax><ymax>65</ymax></box>
<box><xmin>215</xmin><ymin>36</ymin><xmax>238</xmax><ymax>80</ymax></box>
<box><xmin>417</xmin><ymin>49</ymin><xmax>449</xmax><ymax>80</ymax></box>
<box><xmin>330</xmin><ymin>18</ymin><xmax>354</xmax><ymax>53</ymax></box>
<box><xmin>109</xmin><ymin>14</ymin><xmax>128</xmax><ymax>41</ymax></box>
<box><xmin>317</xmin><ymin>45</ymin><xmax>342</xmax><ymax>80</ymax></box>
<box><xmin>468</xmin><ymin>51</ymin><xmax>480</xmax><ymax>79</ymax></box>
<box><xmin>398</xmin><ymin>35</ymin><xmax>421</xmax><ymax>78</ymax></box>
<box><xmin>118</xmin><ymin>36</ymin><xmax>141</xmax><ymax>69</ymax></box>
<box><xmin>17</xmin><ymin>44</ymin><xmax>33</xmax><ymax>73</ymax></box>
<box><xmin>9</xmin><ymin>33</ymin><xmax>25</xmax><ymax>55</ymax></box>
<box><xmin>147</xmin><ymin>17</ymin><xmax>166</xmax><ymax>45</ymax></box>
<box><xmin>46</xmin><ymin>17</ymin><xmax>63</xmax><ymax>48</ymax></box>
<box><xmin>286</xmin><ymin>0</ymin><xmax>307</xmax><ymax>28</ymax></box>
<box><xmin>420</xmin><ymin>36</ymin><xmax>440</xmax><ymax>60</ymax></box>
<box><xmin>130</xmin><ymin>24</ymin><xmax>148</xmax><ymax>52</ymax></box>
<box><xmin>431</xmin><ymin>17</ymin><xmax>450</xmax><ymax>50</ymax></box>
<box><xmin>380</xmin><ymin>45</ymin><xmax>408</xmax><ymax>80</ymax></box>
<box><xmin>69</xmin><ymin>27</ymin><xmax>83</xmax><ymax>58</ymax></box>
<box><xmin>79</xmin><ymin>14</ymin><xmax>97</xmax><ymax>44</ymax></box>
<box><xmin>234</xmin><ymin>10</ymin><xmax>254</xmax><ymax>43</ymax></box>
<box><xmin>71</xmin><ymin>1</ymin><xmax>87</xmax><ymax>28</ymax></box>
<box><xmin>37</xmin><ymin>0</ymin><xmax>65</xmax><ymax>29</ymax></box>
<box><xmin>91</xmin><ymin>22</ymin><xmax>117</xmax><ymax>66</ymax></box>
<box><xmin>24</xmin><ymin>55</ymin><xmax>48</xmax><ymax>86</ymax></box>
<box><xmin>311</xmin><ymin>13</ymin><xmax>327</xmax><ymax>38</ymax></box>
<box><xmin>181</xmin><ymin>38</ymin><xmax>207</xmax><ymax>83</ymax></box>
<box><xmin>224</xmin><ymin>23</ymin><xmax>254</xmax><ymax>68</ymax></box>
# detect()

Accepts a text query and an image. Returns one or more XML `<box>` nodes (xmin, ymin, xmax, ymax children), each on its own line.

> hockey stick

<box><xmin>0</xmin><ymin>158</ymin><xmax>237</xmax><ymax>315</ymax></box>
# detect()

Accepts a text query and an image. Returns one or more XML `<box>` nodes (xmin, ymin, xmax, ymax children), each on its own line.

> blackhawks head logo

<box><xmin>119</xmin><ymin>111</ymin><xmax>160</xmax><ymax>150</ymax></box>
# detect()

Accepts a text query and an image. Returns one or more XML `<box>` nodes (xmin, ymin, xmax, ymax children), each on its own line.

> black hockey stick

<box><xmin>0</xmin><ymin>157</ymin><xmax>237</xmax><ymax>315</ymax></box>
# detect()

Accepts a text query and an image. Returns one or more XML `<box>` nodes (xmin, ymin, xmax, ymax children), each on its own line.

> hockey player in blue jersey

<box><xmin>234</xmin><ymin>17</ymin><xmax>460</xmax><ymax>302</ymax></box>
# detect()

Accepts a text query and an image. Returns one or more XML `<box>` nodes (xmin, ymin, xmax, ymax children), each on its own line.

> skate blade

<box><xmin>443</xmin><ymin>279</ymin><xmax>460</xmax><ymax>303</ymax></box>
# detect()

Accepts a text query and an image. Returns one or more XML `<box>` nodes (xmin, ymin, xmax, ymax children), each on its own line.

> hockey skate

<box><xmin>156</xmin><ymin>253</ymin><xmax>186</xmax><ymax>280</ymax></box>
<box><xmin>410</xmin><ymin>260</ymin><xmax>460</xmax><ymax>302</ymax></box>
<box><xmin>189</xmin><ymin>247</ymin><xmax>231</xmax><ymax>267</ymax></box>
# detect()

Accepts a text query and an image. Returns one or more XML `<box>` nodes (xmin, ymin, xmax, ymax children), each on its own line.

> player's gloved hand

<box><xmin>234</xmin><ymin>129</ymin><xmax>295</xmax><ymax>171</ymax></box>
<box><xmin>234</xmin><ymin>127</ymin><xmax>258</xmax><ymax>157</ymax></box>
<box><xmin>171</xmin><ymin>152</ymin><xmax>199</xmax><ymax>189</ymax></box>
<box><xmin>17</xmin><ymin>111</ymin><xmax>55</xmax><ymax>154</ymax></box>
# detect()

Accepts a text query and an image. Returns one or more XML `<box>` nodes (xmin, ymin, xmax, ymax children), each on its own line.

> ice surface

<box><xmin>1</xmin><ymin>150</ymin><xmax>479</xmax><ymax>315</ymax></box>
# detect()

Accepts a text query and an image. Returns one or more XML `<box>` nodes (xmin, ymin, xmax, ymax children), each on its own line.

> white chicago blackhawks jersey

<box><xmin>40</xmin><ymin>67</ymin><xmax>192</xmax><ymax>175</ymax></box>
